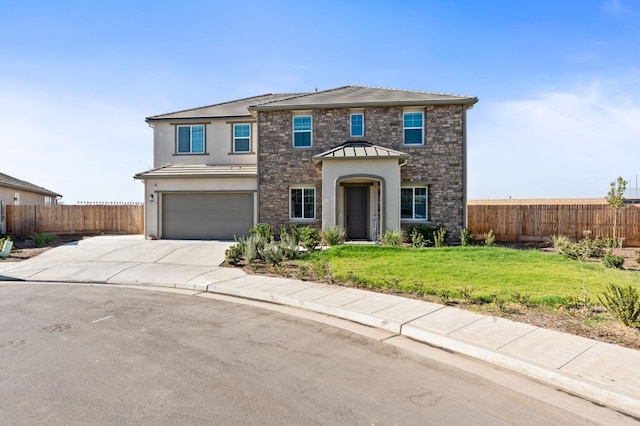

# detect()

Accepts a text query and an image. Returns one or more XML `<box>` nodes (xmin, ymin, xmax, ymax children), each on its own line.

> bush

<box><xmin>407</xmin><ymin>224</ymin><xmax>441</xmax><ymax>247</ymax></box>
<box><xmin>460</xmin><ymin>227</ymin><xmax>475</xmax><ymax>246</ymax></box>
<box><xmin>635</xmin><ymin>249</ymin><xmax>640</xmax><ymax>264</ymax></box>
<box><xmin>32</xmin><ymin>233</ymin><xmax>55</xmax><ymax>247</ymax></box>
<box><xmin>298</xmin><ymin>226</ymin><xmax>320</xmax><ymax>252</ymax></box>
<box><xmin>381</xmin><ymin>229</ymin><xmax>405</xmax><ymax>246</ymax></box>
<box><xmin>434</xmin><ymin>227</ymin><xmax>446</xmax><ymax>248</ymax></box>
<box><xmin>550</xmin><ymin>234</ymin><xmax>570</xmax><ymax>249</ymax></box>
<box><xmin>410</xmin><ymin>229</ymin><xmax>428</xmax><ymax>248</ymax></box>
<box><xmin>250</xmin><ymin>223</ymin><xmax>272</xmax><ymax>241</ymax></box>
<box><xmin>224</xmin><ymin>243</ymin><xmax>243</xmax><ymax>265</ymax></box>
<box><xmin>261</xmin><ymin>239</ymin><xmax>284</xmax><ymax>266</ymax></box>
<box><xmin>598</xmin><ymin>284</ymin><xmax>640</xmax><ymax>327</ymax></box>
<box><xmin>278</xmin><ymin>233</ymin><xmax>299</xmax><ymax>260</ymax></box>
<box><xmin>602</xmin><ymin>252</ymin><xmax>624</xmax><ymax>269</ymax></box>
<box><xmin>560</xmin><ymin>237</ymin><xmax>606</xmax><ymax>260</ymax></box>
<box><xmin>484</xmin><ymin>229</ymin><xmax>495</xmax><ymax>247</ymax></box>
<box><xmin>321</xmin><ymin>226</ymin><xmax>346</xmax><ymax>246</ymax></box>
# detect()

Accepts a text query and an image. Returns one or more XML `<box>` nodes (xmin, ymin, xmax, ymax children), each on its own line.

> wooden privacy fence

<box><xmin>468</xmin><ymin>203</ymin><xmax>640</xmax><ymax>247</ymax></box>
<box><xmin>6</xmin><ymin>205</ymin><xmax>144</xmax><ymax>237</ymax></box>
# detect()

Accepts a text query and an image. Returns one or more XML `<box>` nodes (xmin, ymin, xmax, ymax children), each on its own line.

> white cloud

<box><xmin>468</xmin><ymin>77</ymin><xmax>640</xmax><ymax>199</ymax></box>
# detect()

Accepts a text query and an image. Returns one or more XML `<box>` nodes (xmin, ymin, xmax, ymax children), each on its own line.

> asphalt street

<box><xmin>0</xmin><ymin>283</ymin><xmax>635</xmax><ymax>425</ymax></box>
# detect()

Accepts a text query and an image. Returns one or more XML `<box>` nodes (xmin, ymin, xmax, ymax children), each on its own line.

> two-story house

<box><xmin>135</xmin><ymin>86</ymin><xmax>477</xmax><ymax>241</ymax></box>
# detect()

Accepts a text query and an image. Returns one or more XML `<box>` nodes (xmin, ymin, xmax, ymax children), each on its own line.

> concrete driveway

<box><xmin>0</xmin><ymin>235</ymin><xmax>240</xmax><ymax>288</ymax></box>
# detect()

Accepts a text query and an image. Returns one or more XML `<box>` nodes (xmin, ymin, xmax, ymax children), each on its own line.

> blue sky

<box><xmin>1</xmin><ymin>0</ymin><xmax>639</xmax><ymax>203</ymax></box>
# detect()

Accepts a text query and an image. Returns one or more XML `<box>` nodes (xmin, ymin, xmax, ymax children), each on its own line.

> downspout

<box><xmin>462</xmin><ymin>104</ymin><xmax>470</xmax><ymax>229</ymax></box>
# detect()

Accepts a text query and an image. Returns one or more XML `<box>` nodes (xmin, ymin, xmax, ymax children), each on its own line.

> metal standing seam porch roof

<box><xmin>313</xmin><ymin>142</ymin><xmax>410</xmax><ymax>163</ymax></box>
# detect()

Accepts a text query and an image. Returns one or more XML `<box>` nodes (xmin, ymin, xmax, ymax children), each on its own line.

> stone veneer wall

<box><xmin>257</xmin><ymin>105</ymin><xmax>466</xmax><ymax>239</ymax></box>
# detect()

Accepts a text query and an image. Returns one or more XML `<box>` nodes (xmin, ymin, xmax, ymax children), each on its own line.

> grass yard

<box><xmin>308</xmin><ymin>245</ymin><xmax>640</xmax><ymax>305</ymax></box>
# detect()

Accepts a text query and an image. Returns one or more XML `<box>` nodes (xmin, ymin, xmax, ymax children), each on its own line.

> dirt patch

<box><xmin>1</xmin><ymin>234</ymin><xmax>87</xmax><ymax>262</ymax></box>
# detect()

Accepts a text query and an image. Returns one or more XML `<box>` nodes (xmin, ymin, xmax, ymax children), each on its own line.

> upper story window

<box><xmin>401</xmin><ymin>187</ymin><xmax>428</xmax><ymax>220</ymax></box>
<box><xmin>293</xmin><ymin>115</ymin><xmax>312</xmax><ymax>148</ymax></box>
<box><xmin>403</xmin><ymin>112</ymin><xmax>424</xmax><ymax>145</ymax></box>
<box><xmin>350</xmin><ymin>113</ymin><xmax>364</xmax><ymax>137</ymax></box>
<box><xmin>177</xmin><ymin>124</ymin><xmax>205</xmax><ymax>154</ymax></box>
<box><xmin>233</xmin><ymin>123</ymin><xmax>251</xmax><ymax>153</ymax></box>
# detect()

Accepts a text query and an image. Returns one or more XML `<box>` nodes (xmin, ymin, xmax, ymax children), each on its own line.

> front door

<box><xmin>346</xmin><ymin>186</ymin><xmax>368</xmax><ymax>240</ymax></box>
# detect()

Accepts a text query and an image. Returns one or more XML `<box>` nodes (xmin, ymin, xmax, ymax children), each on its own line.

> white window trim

<box><xmin>289</xmin><ymin>186</ymin><xmax>316</xmax><ymax>220</ymax></box>
<box><xmin>232</xmin><ymin>123</ymin><xmax>252</xmax><ymax>153</ymax></box>
<box><xmin>403</xmin><ymin>111</ymin><xmax>424</xmax><ymax>145</ymax></box>
<box><xmin>176</xmin><ymin>124</ymin><xmax>206</xmax><ymax>154</ymax></box>
<box><xmin>350</xmin><ymin>113</ymin><xmax>364</xmax><ymax>137</ymax></box>
<box><xmin>292</xmin><ymin>115</ymin><xmax>313</xmax><ymax>148</ymax></box>
<box><xmin>401</xmin><ymin>186</ymin><xmax>428</xmax><ymax>220</ymax></box>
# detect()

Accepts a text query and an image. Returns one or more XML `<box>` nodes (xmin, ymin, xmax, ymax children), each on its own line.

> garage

<box><xmin>161</xmin><ymin>192</ymin><xmax>253</xmax><ymax>240</ymax></box>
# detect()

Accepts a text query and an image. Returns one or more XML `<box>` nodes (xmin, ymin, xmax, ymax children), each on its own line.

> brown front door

<box><xmin>346</xmin><ymin>187</ymin><xmax>368</xmax><ymax>240</ymax></box>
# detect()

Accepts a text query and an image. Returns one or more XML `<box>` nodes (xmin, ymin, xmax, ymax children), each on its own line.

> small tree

<box><xmin>605</xmin><ymin>177</ymin><xmax>627</xmax><ymax>243</ymax></box>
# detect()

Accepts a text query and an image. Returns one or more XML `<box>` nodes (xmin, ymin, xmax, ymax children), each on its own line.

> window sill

<box><xmin>228</xmin><ymin>151</ymin><xmax>254</xmax><ymax>155</ymax></box>
<box><xmin>287</xmin><ymin>219</ymin><xmax>317</xmax><ymax>224</ymax></box>
<box><xmin>402</xmin><ymin>144</ymin><xmax>426</xmax><ymax>147</ymax></box>
<box><xmin>173</xmin><ymin>153</ymin><xmax>210</xmax><ymax>156</ymax></box>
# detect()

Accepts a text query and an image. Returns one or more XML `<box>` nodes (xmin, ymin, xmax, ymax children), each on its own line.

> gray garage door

<box><xmin>162</xmin><ymin>192</ymin><xmax>253</xmax><ymax>240</ymax></box>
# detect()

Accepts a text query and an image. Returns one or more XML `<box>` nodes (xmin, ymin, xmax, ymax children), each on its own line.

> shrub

<box><xmin>298</xmin><ymin>226</ymin><xmax>320</xmax><ymax>252</ymax></box>
<box><xmin>32</xmin><ymin>233</ymin><xmax>55</xmax><ymax>247</ymax></box>
<box><xmin>460</xmin><ymin>227</ymin><xmax>475</xmax><ymax>246</ymax></box>
<box><xmin>224</xmin><ymin>243</ymin><xmax>243</xmax><ymax>265</ymax></box>
<box><xmin>550</xmin><ymin>234</ymin><xmax>570</xmax><ymax>249</ymax></box>
<box><xmin>261</xmin><ymin>238</ymin><xmax>284</xmax><ymax>266</ymax></box>
<box><xmin>560</xmin><ymin>237</ymin><xmax>606</xmax><ymax>260</ymax></box>
<box><xmin>278</xmin><ymin>233</ymin><xmax>299</xmax><ymax>260</ymax></box>
<box><xmin>410</xmin><ymin>229</ymin><xmax>428</xmax><ymax>248</ymax></box>
<box><xmin>598</xmin><ymin>284</ymin><xmax>640</xmax><ymax>327</ymax></box>
<box><xmin>381</xmin><ymin>229</ymin><xmax>405</xmax><ymax>246</ymax></box>
<box><xmin>510</xmin><ymin>291</ymin><xmax>532</xmax><ymax>306</ymax></box>
<box><xmin>602</xmin><ymin>252</ymin><xmax>624</xmax><ymax>269</ymax></box>
<box><xmin>250</xmin><ymin>223</ymin><xmax>272</xmax><ymax>241</ymax></box>
<box><xmin>434</xmin><ymin>227</ymin><xmax>446</xmax><ymax>248</ymax></box>
<box><xmin>321</xmin><ymin>226</ymin><xmax>346</xmax><ymax>246</ymax></box>
<box><xmin>407</xmin><ymin>224</ymin><xmax>441</xmax><ymax>247</ymax></box>
<box><xmin>484</xmin><ymin>229</ymin><xmax>495</xmax><ymax>247</ymax></box>
<box><xmin>635</xmin><ymin>249</ymin><xmax>640</xmax><ymax>264</ymax></box>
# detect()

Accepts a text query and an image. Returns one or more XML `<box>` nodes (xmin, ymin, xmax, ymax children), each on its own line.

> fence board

<box><xmin>6</xmin><ymin>205</ymin><xmax>143</xmax><ymax>237</ymax></box>
<box><xmin>468</xmin><ymin>203</ymin><xmax>640</xmax><ymax>247</ymax></box>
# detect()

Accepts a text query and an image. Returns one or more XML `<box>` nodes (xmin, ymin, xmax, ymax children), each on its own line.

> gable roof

<box><xmin>313</xmin><ymin>141</ymin><xmax>410</xmax><ymax>163</ymax></box>
<box><xmin>146</xmin><ymin>93</ymin><xmax>306</xmax><ymax>122</ymax></box>
<box><xmin>0</xmin><ymin>172</ymin><xmax>62</xmax><ymax>198</ymax></box>
<box><xmin>250</xmin><ymin>85</ymin><xmax>478</xmax><ymax>111</ymax></box>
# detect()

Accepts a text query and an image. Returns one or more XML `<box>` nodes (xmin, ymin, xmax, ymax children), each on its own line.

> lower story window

<box><xmin>290</xmin><ymin>187</ymin><xmax>315</xmax><ymax>220</ymax></box>
<box><xmin>401</xmin><ymin>187</ymin><xmax>427</xmax><ymax>219</ymax></box>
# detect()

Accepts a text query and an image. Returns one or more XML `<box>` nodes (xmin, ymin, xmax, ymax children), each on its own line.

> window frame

<box><xmin>400</xmin><ymin>186</ymin><xmax>428</xmax><ymax>220</ymax></box>
<box><xmin>292</xmin><ymin>115</ymin><xmax>312</xmax><ymax>148</ymax></box>
<box><xmin>232</xmin><ymin>123</ymin><xmax>252</xmax><ymax>153</ymax></box>
<box><xmin>289</xmin><ymin>187</ymin><xmax>316</xmax><ymax>220</ymax></box>
<box><xmin>350</xmin><ymin>113</ymin><xmax>364</xmax><ymax>137</ymax></box>
<box><xmin>176</xmin><ymin>124</ymin><xmax>206</xmax><ymax>154</ymax></box>
<box><xmin>403</xmin><ymin>112</ymin><xmax>424</xmax><ymax>145</ymax></box>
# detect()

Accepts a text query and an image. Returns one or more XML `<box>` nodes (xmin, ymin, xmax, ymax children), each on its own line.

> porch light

<box><xmin>148</xmin><ymin>194</ymin><xmax>155</xmax><ymax>204</ymax></box>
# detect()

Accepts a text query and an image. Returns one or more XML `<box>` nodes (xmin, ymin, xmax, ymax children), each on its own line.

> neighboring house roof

<box><xmin>0</xmin><ymin>172</ymin><xmax>62</xmax><ymax>197</ymax></box>
<box><xmin>146</xmin><ymin>93</ymin><xmax>306</xmax><ymax>121</ymax></box>
<box><xmin>134</xmin><ymin>164</ymin><xmax>257</xmax><ymax>179</ymax></box>
<box><xmin>250</xmin><ymin>85</ymin><xmax>478</xmax><ymax>111</ymax></box>
<box><xmin>313</xmin><ymin>142</ymin><xmax>410</xmax><ymax>163</ymax></box>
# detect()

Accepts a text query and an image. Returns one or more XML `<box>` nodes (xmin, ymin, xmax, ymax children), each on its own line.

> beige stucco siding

<box><xmin>152</xmin><ymin>120</ymin><xmax>257</xmax><ymax>168</ymax></box>
<box><xmin>142</xmin><ymin>176</ymin><xmax>257</xmax><ymax>238</ymax></box>
<box><xmin>321</xmin><ymin>159</ymin><xmax>402</xmax><ymax>235</ymax></box>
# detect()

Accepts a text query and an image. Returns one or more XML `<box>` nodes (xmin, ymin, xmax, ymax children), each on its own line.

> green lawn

<box><xmin>307</xmin><ymin>245</ymin><xmax>640</xmax><ymax>304</ymax></box>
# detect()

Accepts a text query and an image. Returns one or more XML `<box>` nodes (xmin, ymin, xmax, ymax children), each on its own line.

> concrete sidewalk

<box><xmin>1</xmin><ymin>235</ymin><xmax>639</xmax><ymax>418</ymax></box>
